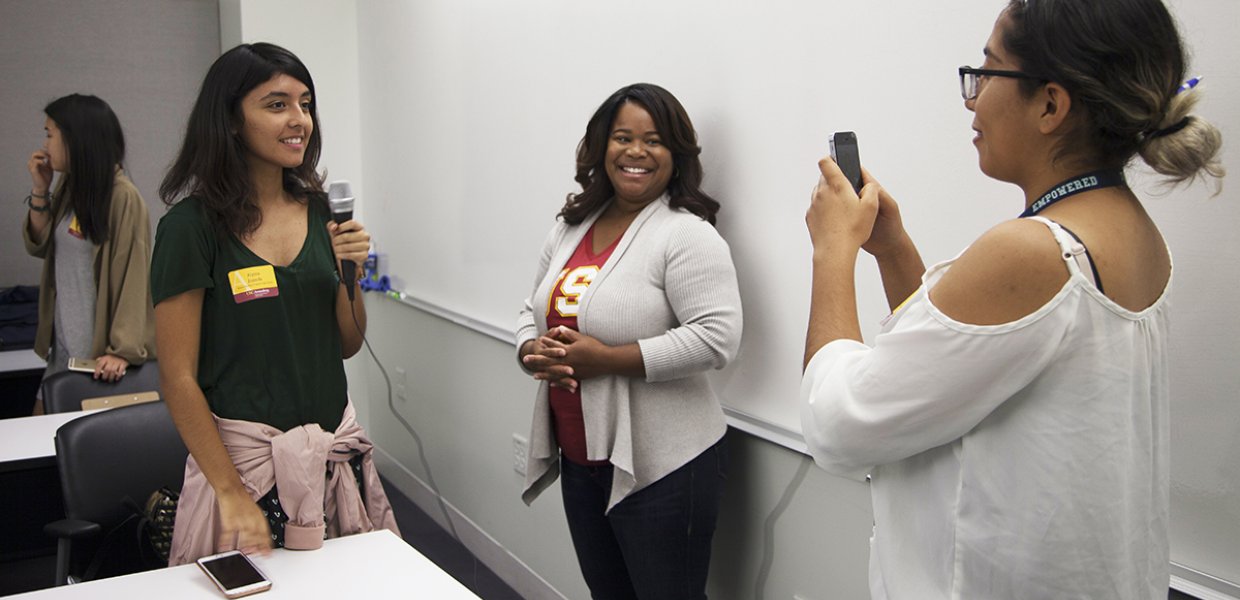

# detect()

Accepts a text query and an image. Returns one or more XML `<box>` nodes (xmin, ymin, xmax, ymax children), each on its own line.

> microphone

<box><xmin>327</xmin><ymin>181</ymin><xmax>357</xmax><ymax>301</ymax></box>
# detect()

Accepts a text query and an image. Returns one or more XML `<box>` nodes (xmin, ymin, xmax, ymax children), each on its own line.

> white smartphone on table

<box><xmin>196</xmin><ymin>550</ymin><xmax>272</xmax><ymax>598</ymax></box>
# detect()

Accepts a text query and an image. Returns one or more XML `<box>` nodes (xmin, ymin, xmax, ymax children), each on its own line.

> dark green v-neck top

<box><xmin>150</xmin><ymin>197</ymin><xmax>346</xmax><ymax>432</ymax></box>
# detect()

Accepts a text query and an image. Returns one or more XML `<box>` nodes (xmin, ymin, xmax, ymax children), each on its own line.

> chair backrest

<box><xmin>41</xmin><ymin>361</ymin><xmax>160</xmax><ymax>414</ymax></box>
<box><xmin>54</xmin><ymin>400</ymin><xmax>188</xmax><ymax>529</ymax></box>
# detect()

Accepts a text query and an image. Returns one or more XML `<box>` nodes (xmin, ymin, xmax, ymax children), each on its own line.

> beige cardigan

<box><xmin>169</xmin><ymin>401</ymin><xmax>400</xmax><ymax>565</ymax></box>
<box><xmin>21</xmin><ymin>171</ymin><xmax>156</xmax><ymax>364</ymax></box>
<box><xmin>517</xmin><ymin>197</ymin><xmax>743</xmax><ymax>511</ymax></box>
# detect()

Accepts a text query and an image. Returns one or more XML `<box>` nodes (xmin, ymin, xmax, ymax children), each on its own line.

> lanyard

<box><xmin>1019</xmin><ymin>170</ymin><xmax>1126</xmax><ymax>218</ymax></box>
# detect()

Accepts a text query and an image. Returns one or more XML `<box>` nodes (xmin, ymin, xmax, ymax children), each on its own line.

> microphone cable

<box><xmin>347</xmin><ymin>292</ymin><xmax>474</xmax><ymax>568</ymax></box>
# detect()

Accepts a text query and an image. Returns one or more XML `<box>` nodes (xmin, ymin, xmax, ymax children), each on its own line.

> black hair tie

<box><xmin>1147</xmin><ymin>116</ymin><xmax>1192</xmax><ymax>140</ymax></box>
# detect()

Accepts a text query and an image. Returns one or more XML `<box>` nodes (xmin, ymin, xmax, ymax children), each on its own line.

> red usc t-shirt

<box><xmin>545</xmin><ymin>224</ymin><xmax>621</xmax><ymax>466</ymax></box>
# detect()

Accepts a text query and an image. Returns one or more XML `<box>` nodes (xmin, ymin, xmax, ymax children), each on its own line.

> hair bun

<box><xmin>1137</xmin><ymin>91</ymin><xmax>1224</xmax><ymax>184</ymax></box>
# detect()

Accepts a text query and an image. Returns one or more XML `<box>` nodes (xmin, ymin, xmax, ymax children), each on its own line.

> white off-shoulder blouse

<box><xmin>801</xmin><ymin>218</ymin><xmax>1171</xmax><ymax>600</ymax></box>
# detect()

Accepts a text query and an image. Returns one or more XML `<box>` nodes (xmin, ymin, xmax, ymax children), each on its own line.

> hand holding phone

<box><xmin>197</xmin><ymin>551</ymin><xmax>272</xmax><ymax>598</ymax></box>
<box><xmin>808</xmin><ymin>132</ymin><xmax>879</xmax><ymax>253</ymax></box>
<box><xmin>829</xmin><ymin>131</ymin><xmax>863</xmax><ymax>194</ymax></box>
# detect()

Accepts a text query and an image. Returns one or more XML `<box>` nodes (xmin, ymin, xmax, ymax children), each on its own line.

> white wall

<box><xmin>0</xmin><ymin>0</ymin><xmax>219</xmax><ymax>288</ymax></box>
<box><xmin>349</xmin><ymin>1</ymin><xmax>1240</xmax><ymax>596</ymax></box>
<box><xmin>231</xmin><ymin>1</ymin><xmax>1240</xmax><ymax>598</ymax></box>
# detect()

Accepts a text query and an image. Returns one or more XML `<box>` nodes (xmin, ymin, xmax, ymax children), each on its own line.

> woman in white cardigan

<box><xmin>801</xmin><ymin>1</ymin><xmax>1223</xmax><ymax>599</ymax></box>
<box><xmin>517</xmin><ymin>83</ymin><xmax>742</xmax><ymax>600</ymax></box>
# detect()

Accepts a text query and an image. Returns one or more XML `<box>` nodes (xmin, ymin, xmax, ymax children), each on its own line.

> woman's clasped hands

<box><xmin>522</xmin><ymin>326</ymin><xmax>616</xmax><ymax>392</ymax></box>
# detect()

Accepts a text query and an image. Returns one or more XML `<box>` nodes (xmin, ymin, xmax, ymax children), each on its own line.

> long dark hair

<box><xmin>44</xmin><ymin>94</ymin><xmax>126</xmax><ymax>245</ymax></box>
<box><xmin>1002</xmin><ymin>0</ymin><xmax>1222</xmax><ymax>182</ymax></box>
<box><xmin>560</xmin><ymin>83</ymin><xmax>720</xmax><ymax>225</ymax></box>
<box><xmin>160</xmin><ymin>42</ymin><xmax>325</xmax><ymax>237</ymax></box>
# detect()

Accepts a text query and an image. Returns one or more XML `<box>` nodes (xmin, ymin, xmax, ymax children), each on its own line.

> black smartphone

<box><xmin>197</xmin><ymin>550</ymin><xmax>272</xmax><ymax>598</ymax></box>
<box><xmin>829</xmin><ymin>131</ymin><xmax>863</xmax><ymax>193</ymax></box>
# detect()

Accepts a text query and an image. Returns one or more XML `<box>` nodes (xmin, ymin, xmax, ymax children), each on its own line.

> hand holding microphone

<box><xmin>327</xmin><ymin>181</ymin><xmax>370</xmax><ymax>302</ymax></box>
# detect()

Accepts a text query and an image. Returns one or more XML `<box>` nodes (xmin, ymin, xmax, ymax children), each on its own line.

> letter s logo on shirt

<box><xmin>555</xmin><ymin>266</ymin><xmax>600</xmax><ymax>317</ymax></box>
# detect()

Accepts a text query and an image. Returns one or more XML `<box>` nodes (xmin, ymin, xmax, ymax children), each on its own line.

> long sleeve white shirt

<box><xmin>801</xmin><ymin>219</ymin><xmax>1170</xmax><ymax>599</ymax></box>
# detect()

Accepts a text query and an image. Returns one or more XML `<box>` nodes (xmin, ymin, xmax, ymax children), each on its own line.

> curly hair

<box><xmin>559</xmin><ymin>83</ymin><xmax>720</xmax><ymax>225</ymax></box>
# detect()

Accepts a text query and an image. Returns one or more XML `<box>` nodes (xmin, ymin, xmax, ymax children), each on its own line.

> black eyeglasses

<box><xmin>958</xmin><ymin>66</ymin><xmax>1044</xmax><ymax>100</ymax></box>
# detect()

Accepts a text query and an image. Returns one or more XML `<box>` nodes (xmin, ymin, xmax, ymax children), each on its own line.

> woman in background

<box><xmin>153</xmin><ymin>42</ymin><xmax>398</xmax><ymax>565</ymax></box>
<box><xmin>22</xmin><ymin>93</ymin><xmax>155</xmax><ymax>413</ymax></box>
<box><xmin>518</xmin><ymin>83</ymin><xmax>742</xmax><ymax>599</ymax></box>
<box><xmin>801</xmin><ymin>0</ymin><xmax>1223</xmax><ymax>598</ymax></box>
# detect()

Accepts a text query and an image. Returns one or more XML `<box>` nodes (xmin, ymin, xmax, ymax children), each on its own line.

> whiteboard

<box><xmin>354</xmin><ymin>0</ymin><xmax>1239</xmax><ymax>591</ymax></box>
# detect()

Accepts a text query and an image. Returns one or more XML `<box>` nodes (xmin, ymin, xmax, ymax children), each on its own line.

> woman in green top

<box><xmin>152</xmin><ymin>43</ymin><xmax>377</xmax><ymax>558</ymax></box>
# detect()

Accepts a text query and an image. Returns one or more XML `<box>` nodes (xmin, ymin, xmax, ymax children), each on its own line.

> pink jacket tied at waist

<box><xmin>169</xmin><ymin>401</ymin><xmax>400</xmax><ymax>566</ymax></box>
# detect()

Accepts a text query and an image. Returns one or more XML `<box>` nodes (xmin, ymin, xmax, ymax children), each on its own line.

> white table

<box><xmin>0</xmin><ymin>411</ymin><xmax>96</xmax><ymax>473</ymax></box>
<box><xmin>0</xmin><ymin>349</ymin><xmax>45</xmax><ymax>374</ymax></box>
<box><xmin>10</xmin><ymin>529</ymin><xmax>480</xmax><ymax>599</ymax></box>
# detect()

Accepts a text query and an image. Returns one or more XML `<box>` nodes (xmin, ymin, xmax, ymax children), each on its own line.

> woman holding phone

<box><xmin>152</xmin><ymin>42</ymin><xmax>398</xmax><ymax>564</ymax></box>
<box><xmin>22</xmin><ymin>94</ymin><xmax>156</xmax><ymax>413</ymax></box>
<box><xmin>801</xmin><ymin>0</ymin><xmax>1223</xmax><ymax>598</ymax></box>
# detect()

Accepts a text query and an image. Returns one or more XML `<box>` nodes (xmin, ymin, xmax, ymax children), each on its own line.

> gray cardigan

<box><xmin>517</xmin><ymin>196</ymin><xmax>743</xmax><ymax>511</ymax></box>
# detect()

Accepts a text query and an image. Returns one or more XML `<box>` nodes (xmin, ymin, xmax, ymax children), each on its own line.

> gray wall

<box><xmin>0</xmin><ymin>0</ymin><xmax>220</xmax><ymax>287</ymax></box>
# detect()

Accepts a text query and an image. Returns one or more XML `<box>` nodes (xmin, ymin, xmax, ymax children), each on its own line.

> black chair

<box><xmin>44</xmin><ymin>400</ymin><xmax>188</xmax><ymax>585</ymax></box>
<box><xmin>40</xmin><ymin>361</ymin><xmax>160</xmax><ymax>414</ymax></box>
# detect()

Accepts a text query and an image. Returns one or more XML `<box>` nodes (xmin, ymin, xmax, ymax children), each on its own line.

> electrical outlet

<box><xmin>512</xmin><ymin>434</ymin><xmax>528</xmax><ymax>475</ymax></box>
<box><xmin>394</xmin><ymin>367</ymin><xmax>408</xmax><ymax>401</ymax></box>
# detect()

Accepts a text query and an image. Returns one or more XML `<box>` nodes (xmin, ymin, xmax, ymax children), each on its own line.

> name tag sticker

<box><xmin>228</xmin><ymin>265</ymin><xmax>280</xmax><ymax>304</ymax></box>
<box><xmin>67</xmin><ymin>215</ymin><xmax>85</xmax><ymax>240</ymax></box>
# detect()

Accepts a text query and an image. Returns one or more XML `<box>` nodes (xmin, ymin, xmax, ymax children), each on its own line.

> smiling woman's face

<box><xmin>604</xmin><ymin>101</ymin><xmax>674</xmax><ymax>208</ymax></box>
<box><xmin>966</xmin><ymin>13</ymin><xmax>1044</xmax><ymax>184</ymax></box>
<box><xmin>237</xmin><ymin>73</ymin><xmax>314</xmax><ymax>171</ymax></box>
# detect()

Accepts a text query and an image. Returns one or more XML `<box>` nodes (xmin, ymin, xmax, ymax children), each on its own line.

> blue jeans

<box><xmin>559</xmin><ymin>437</ymin><xmax>727</xmax><ymax>600</ymax></box>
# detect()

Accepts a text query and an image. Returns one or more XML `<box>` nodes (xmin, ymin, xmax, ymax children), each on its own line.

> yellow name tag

<box><xmin>228</xmin><ymin>265</ymin><xmax>280</xmax><ymax>304</ymax></box>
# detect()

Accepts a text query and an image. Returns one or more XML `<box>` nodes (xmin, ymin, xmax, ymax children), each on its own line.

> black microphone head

<box><xmin>328</xmin><ymin>180</ymin><xmax>354</xmax><ymax>215</ymax></box>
